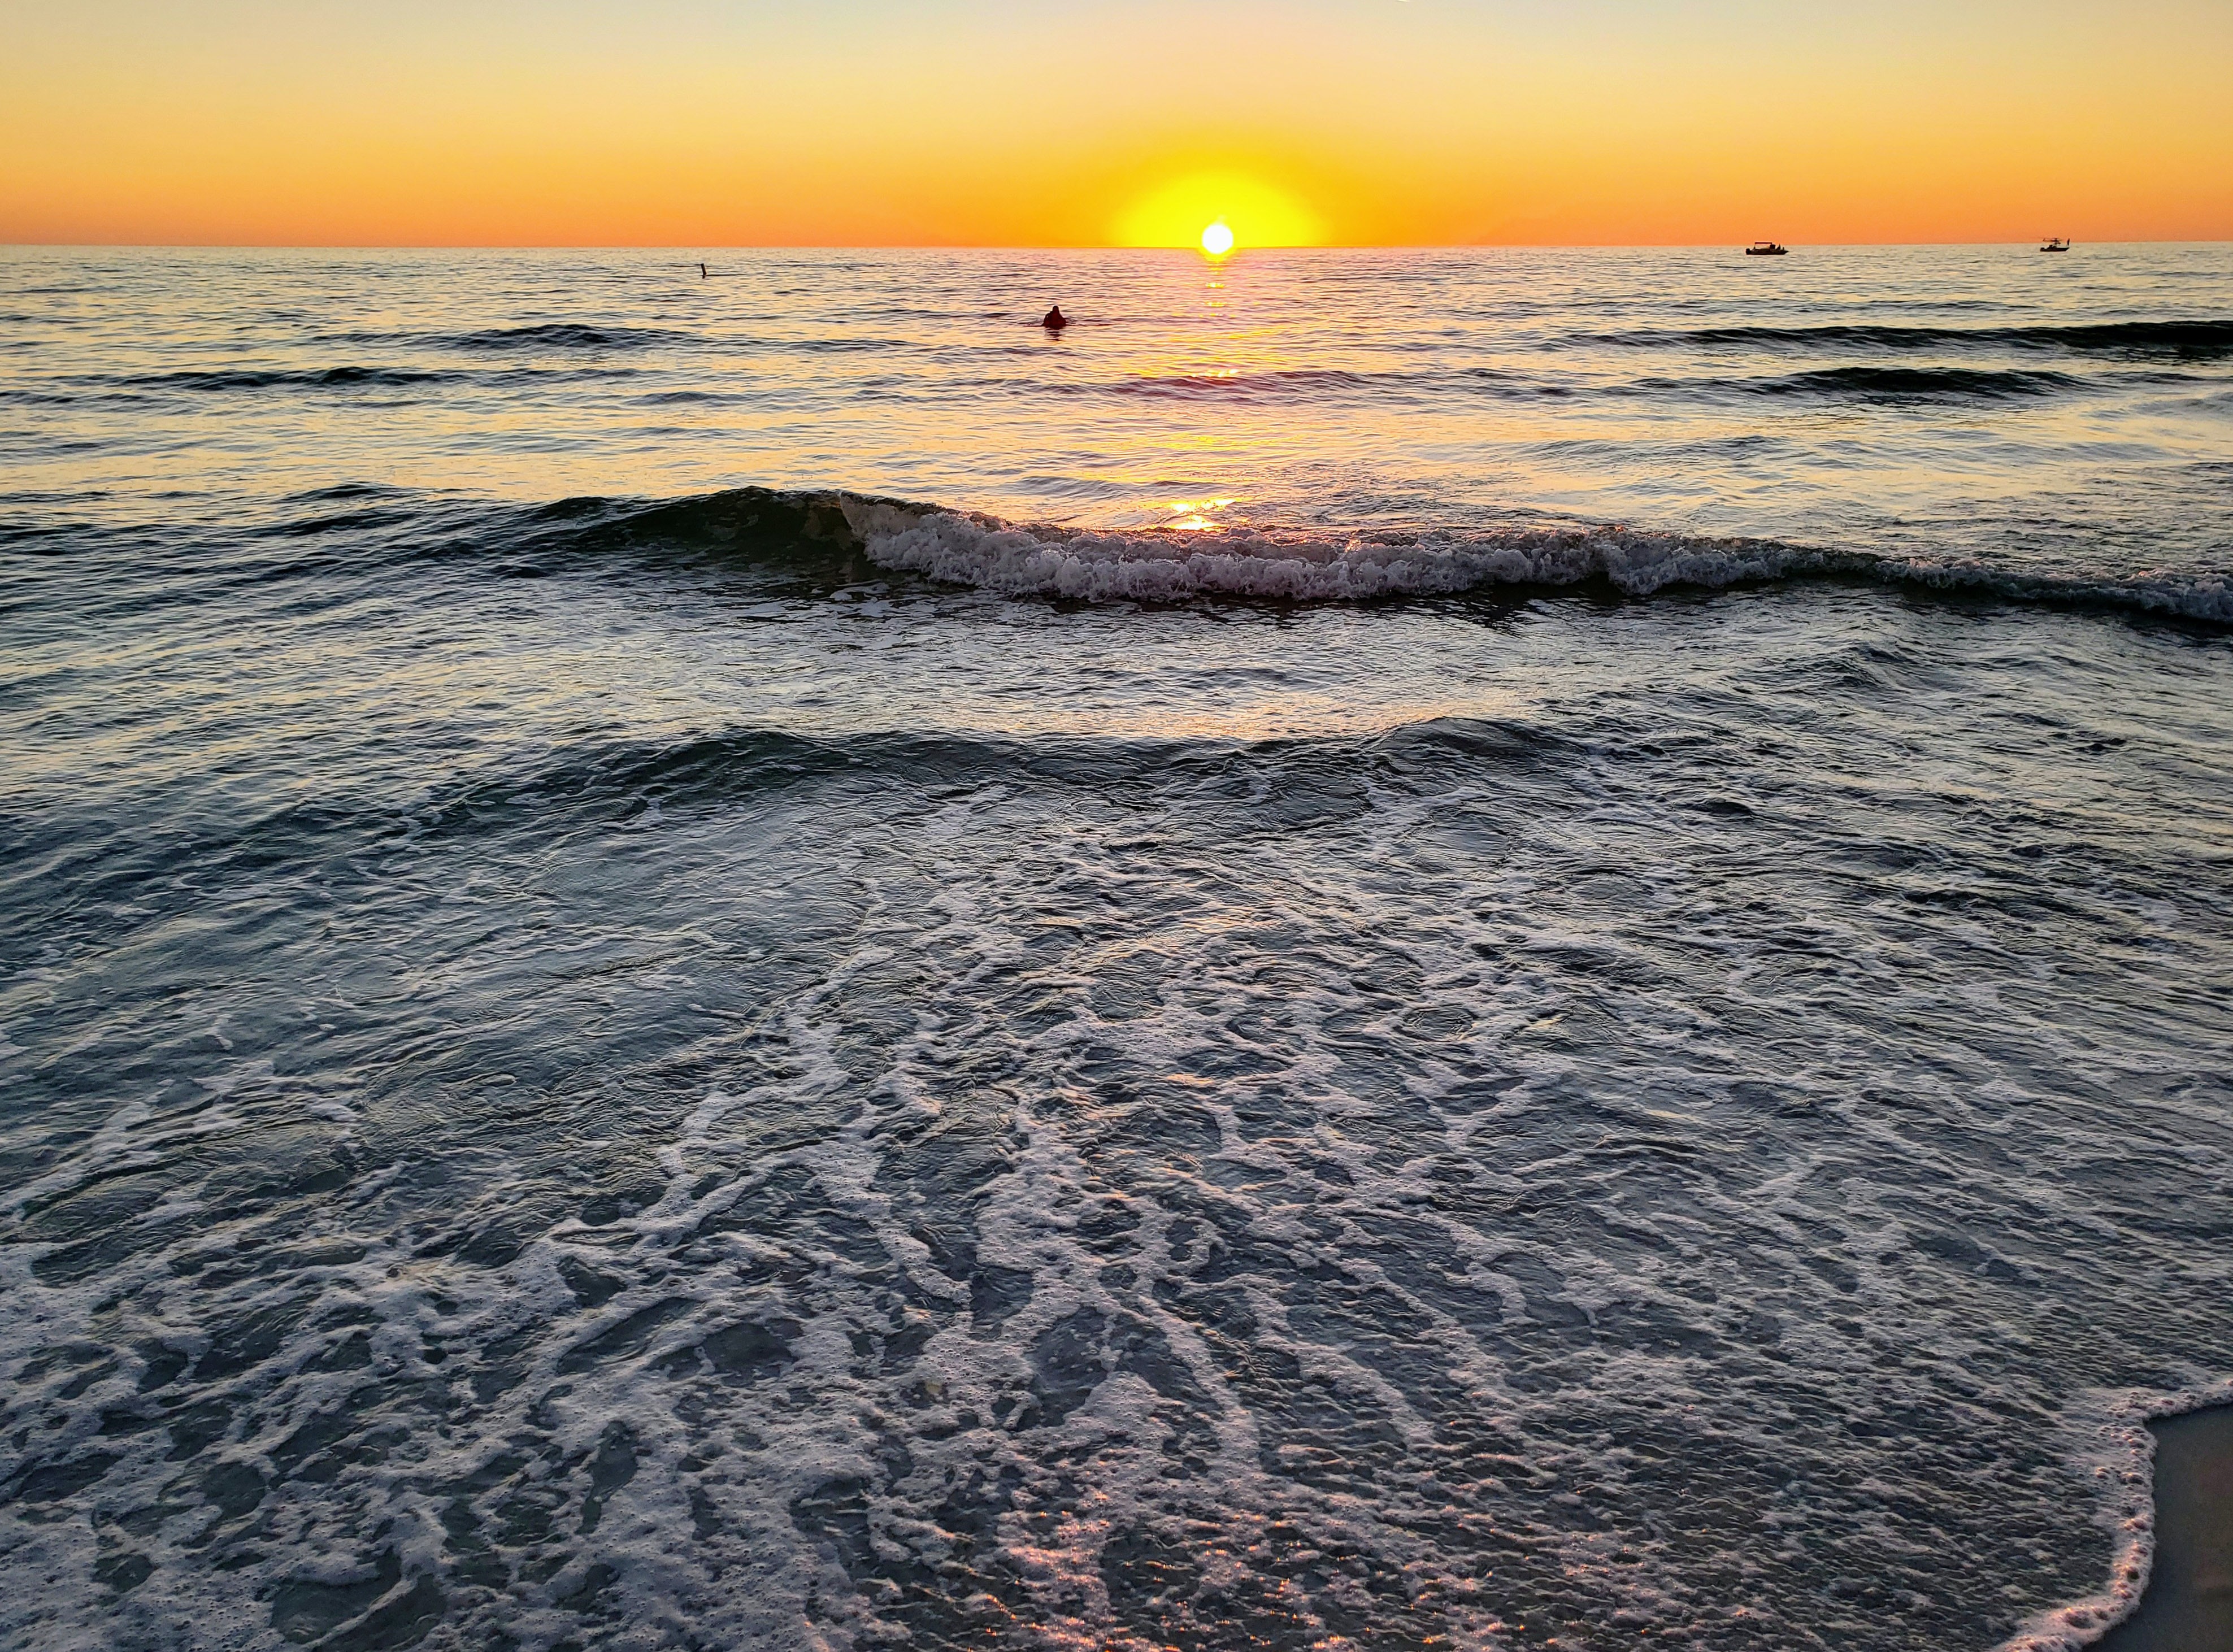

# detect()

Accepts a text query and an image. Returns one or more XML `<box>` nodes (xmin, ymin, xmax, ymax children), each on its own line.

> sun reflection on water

<box><xmin>1166</xmin><ymin>495</ymin><xmax>1237</xmax><ymax>531</ymax></box>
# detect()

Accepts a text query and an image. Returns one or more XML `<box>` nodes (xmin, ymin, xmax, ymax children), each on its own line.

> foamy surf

<box><xmin>839</xmin><ymin>495</ymin><xmax>1836</xmax><ymax>601</ymax></box>
<box><xmin>1999</xmin><ymin>1383</ymin><xmax>2233</xmax><ymax>1652</ymax></box>
<box><xmin>819</xmin><ymin>493</ymin><xmax>2233</xmax><ymax>621</ymax></box>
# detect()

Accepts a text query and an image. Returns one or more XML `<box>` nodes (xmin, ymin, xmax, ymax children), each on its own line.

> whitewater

<box><xmin>2</xmin><ymin>244</ymin><xmax>2231</xmax><ymax>1652</ymax></box>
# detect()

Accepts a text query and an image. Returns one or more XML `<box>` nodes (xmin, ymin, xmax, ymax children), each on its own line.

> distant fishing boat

<box><xmin>1745</xmin><ymin>241</ymin><xmax>1789</xmax><ymax>257</ymax></box>
<box><xmin>2040</xmin><ymin>237</ymin><xmax>2071</xmax><ymax>252</ymax></box>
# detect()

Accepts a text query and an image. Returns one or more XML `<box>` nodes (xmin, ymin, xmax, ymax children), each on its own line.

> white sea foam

<box><xmin>1999</xmin><ymin>1380</ymin><xmax>2233</xmax><ymax>1652</ymax></box>
<box><xmin>837</xmin><ymin>495</ymin><xmax>2233</xmax><ymax>621</ymax></box>
<box><xmin>841</xmin><ymin>496</ymin><xmax>1831</xmax><ymax>602</ymax></box>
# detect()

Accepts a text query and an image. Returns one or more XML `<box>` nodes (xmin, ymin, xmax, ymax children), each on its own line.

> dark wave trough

<box><xmin>1573</xmin><ymin>318</ymin><xmax>2233</xmax><ymax>355</ymax></box>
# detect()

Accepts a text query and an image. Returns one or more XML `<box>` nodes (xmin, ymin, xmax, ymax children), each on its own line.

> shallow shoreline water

<box><xmin>2092</xmin><ymin>1405</ymin><xmax>2233</xmax><ymax>1651</ymax></box>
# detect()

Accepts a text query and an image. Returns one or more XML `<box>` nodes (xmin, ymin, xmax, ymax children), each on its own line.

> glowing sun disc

<box><xmin>1200</xmin><ymin>219</ymin><xmax>1236</xmax><ymax>257</ymax></box>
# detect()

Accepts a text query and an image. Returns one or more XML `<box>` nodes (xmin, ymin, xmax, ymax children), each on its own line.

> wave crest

<box><xmin>838</xmin><ymin>497</ymin><xmax>1828</xmax><ymax>601</ymax></box>
<box><xmin>826</xmin><ymin>494</ymin><xmax>2232</xmax><ymax>621</ymax></box>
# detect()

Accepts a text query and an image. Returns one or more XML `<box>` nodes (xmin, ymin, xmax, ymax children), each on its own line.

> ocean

<box><xmin>3</xmin><ymin>244</ymin><xmax>2230</xmax><ymax>1652</ymax></box>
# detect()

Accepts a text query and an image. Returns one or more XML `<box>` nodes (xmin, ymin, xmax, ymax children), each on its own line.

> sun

<box><xmin>1110</xmin><ymin>172</ymin><xmax>1322</xmax><ymax>249</ymax></box>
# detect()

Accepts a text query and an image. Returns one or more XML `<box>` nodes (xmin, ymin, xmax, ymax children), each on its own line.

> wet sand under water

<box><xmin>2100</xmin><ymin>1408</ymin><xmax>2233</xmax><ymax>1652</ymax></box>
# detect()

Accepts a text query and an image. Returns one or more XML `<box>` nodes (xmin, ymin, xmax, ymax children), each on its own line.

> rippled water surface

<box><xmin>3</xmin><ymin>246</ymin><xmax>2232</xmax><ymax>1652</ymax></box>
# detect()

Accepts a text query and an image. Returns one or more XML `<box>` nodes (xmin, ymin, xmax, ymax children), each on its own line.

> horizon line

<box><xmin>5</xmin><ymin>238</ymin><xmax>2229</xmax><ymax>253</ymax></box>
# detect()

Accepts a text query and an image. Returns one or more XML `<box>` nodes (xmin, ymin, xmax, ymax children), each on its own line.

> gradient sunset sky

<box><xmin>6</xmin><ymin>0</ymin><xmax>2228</xmax><ymax>247</ymax></box>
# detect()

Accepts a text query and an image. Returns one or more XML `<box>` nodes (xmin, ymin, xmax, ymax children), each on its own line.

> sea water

<box><xmin>3</xmin><ymin>245</ymin><xmax>2231</xmax><ymax>1651</ymax></box>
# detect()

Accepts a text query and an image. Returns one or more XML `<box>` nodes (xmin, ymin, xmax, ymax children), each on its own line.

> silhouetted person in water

<box><xmin>1042</xmin><ymin>305</ymin><xmax>1068</xmax><ymax>330</ymax></box>
<box><xmin>698</xmin><ymin>263</ymin><xmax>709</xmax><ymax>280</ymax></box>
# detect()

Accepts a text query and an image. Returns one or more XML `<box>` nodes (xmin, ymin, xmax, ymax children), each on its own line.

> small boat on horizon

<box><xmin>2040</xmin><ymin>237</ymin><xmax>2072</xmax><ymax>252</ymax></box>
<box><xmin>1745</xmin><ymin>241</ymin><xmax>1789</xmax><ymax>257</ymax></box>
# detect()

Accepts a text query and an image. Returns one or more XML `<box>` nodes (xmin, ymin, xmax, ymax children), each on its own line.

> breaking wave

<box><xmin>806</xmin><ymin>492</ymin><xmax>2233</xmax><ymax>623</ymax></box>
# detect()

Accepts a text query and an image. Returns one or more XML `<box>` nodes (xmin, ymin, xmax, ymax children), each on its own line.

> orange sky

<box><xmin>5</xmin><ymin>0</ymin><xmax>2229</xmax><ymax>246</ymax></box>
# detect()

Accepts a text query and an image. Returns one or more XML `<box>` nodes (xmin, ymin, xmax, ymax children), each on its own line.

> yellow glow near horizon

<box><xmin>1200</xmin><ymin>219</ymin><xmax>1236</xmax><ymax>257</ymax></box>
<box><xmin>2</xmin><ymin>0</ymin><xmax>2228</xmax><ymax>245</ymax></box>
<box><xmin>1114</xmin><ymin>175</ymin><xmax>1322</xmax><ymax>249</ymax></box>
